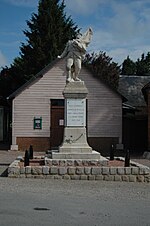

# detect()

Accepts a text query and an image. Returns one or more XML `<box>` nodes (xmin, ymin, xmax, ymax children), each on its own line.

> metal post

<box><xmin>24</xmin><ymin>150</ymin><xmax>30</xmax><ymax>167</ymax></box>
<box><xmin>124</xmin><ymin>149</ymin><xmax>130</xmax><ymax>167</ymax></box>
<box><xmin>29</xmin><ymin>145</ymin><xmax>33</xmax><ymax>159</ymax></box>
<box><xmin>110</xmin><ymin>144</ymin><xmax>115</xmax><ymax>160</ymax></box>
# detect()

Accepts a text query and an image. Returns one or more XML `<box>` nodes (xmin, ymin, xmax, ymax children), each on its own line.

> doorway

<box><xmin>50</xmin><ymin>99</ymin><xmax>64</xmax><ymax>149</ymax></box>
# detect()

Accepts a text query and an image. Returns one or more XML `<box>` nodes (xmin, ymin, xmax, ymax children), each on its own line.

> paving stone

<box><xmin>50</xmin><ymin>166</ymin><xmax>58</xmax><ymax>175</ymax></box>
<box><xmin>144</xmin><ymin>175</ymin><xmax>150</xmax><ymax>183</ymax></box>
<box><xmin>104</xmin><ymin>175</ymin><xmax>114</xmax><ymax>181</ymax></box>
<box><xmin>80</xmin><ymin>175</ymin><xmax>88</xmax><ymax>180</ymax></box>
<box><xmin>122</xmin><ymin>175</ymin><xmax>129</xmax><ymax>182</ymax></box>
<box><xmin>33</xmin><ymin>175</ymin><xmax>44</xmax><ymax>179</ymax></box>
<box><xmin>25</xmin><ymin>166</ymin><xmax>31</xmax><ymax>174</ymax></box>
<box><xmin>84</xmin><ymin>167</ymin><xmax>91</xmax><ymax>175</ymax></box>
<box><xmin>114</xmin><ymin>175</ymin><xmax>122</xmax><ymax>181</ymax></box>
<box><xmin>117</xmin><ymin>167</ymin><xmax>125</xmax><ymax>175</ymax></box>
<box><xmin>59</xmin><ymin>160</ymin><xmax>66</xmax><ymax>166</ymax></box>
<box><xmin>42</xmin><ymin>166</ymin><xmax>49</xmax><ymax>175</ymax></box>
<box><xmin>54</xmin><ymin>175</ymin><xmax>62</xmax><ymax>179</ymax></box>
<box><xmin>136</xmin><ymin>175</ymin><xmax>145</xmax><ymax>182</ymax></box>
<box><xmin>19</xmin><ymin>174</ymin><xmax>26</xmax><ymax>178</ymax></box>
<box><xmin>95</xmin><ymin>175</ymin><xmax>103</xmax><ymax>180</ymax></box>
<box><xmin>31</xmin><ymin>166</ymin><xmax>42</xmax><ymax>175</ymax></box>
<box><xmin>59</xmin><ymin>167</ymin><xmax>67</xmax><ymax>175</ymax></box>
<box><xmin>125</xmin><ymin>167</ymin><xmax>131</xmax><ymax>175</ymax></box>
<box><xmin>26</xmin><ymin>174</ymin><xmax>34</xmax><ymax>178</ymax></box>
<box><xmin>52</xmin><ymin>160</ymin><xmax>59</xmax><ymax>166</ymax></box>
<box><xmin>66</xmin><ymin>160</ymin><xmax>74</xmax><ymax>166</ymax></box>
<box><xmin>62</xmin><ymin>175</ymin><xmax>70</xmax><ymax>180</ymax></box>
<box><xmin>139</xmin><ymin>167</ymin><xmax>150</xmax><ymax>175</ymax></box>
<box><xmin>82</xmin><ymin>160</ymin><xmax>89</xmax><ymax>166</ymax></box>
<box><xmin>8</xmin><ymin>167</ymin><xmax>20</xmax><ymax>175</ymax></box>
<box><xmin>102</xmin><ymin>167</ymin><xmax>109</xmax><ymax>175</ymax></box>
<box><xmin>8</xmin><ymin>173</ymin><xmax>16</xmax><ymax>178</ymax></box>
<box><xmin>90</xmin><ymin>160</ymin><xmax>98</xmax><ymax>166</ymax></box>
<box><xmin>91</xmin><ymin>167</ymin><xmax>101</xmax><ymax>175</ymax></box>
<box><xmin>68</xmin><ymin>167</ymin><xmax>76</xmax><ymax>175</ymax></box>
<box><xmin>8</xmin><ymin>174</ymin><xmax>18</xmax><ymax>178</ymax></box>
<box><xmin>20</xmin><ymin>167</ymin><xmax>25</xmax><ymax>174</ymax></box>
<box><xmin>76</xmin><ymin>167</ymin><xmax>84</xmax><ymax>175</ymax></box>
<box><xmin>110</xmin><ymin>167</ymin><xmax>117</xmax><ymax>175</ymax></box>
<box><xmin>74</xmin><ymin>160</ymin><xmax>82</xmax><ymax>166</ymax></box>
<box><xmin>131</xmin><ymin>167</ymin><xmax>139</xmax><ymax>175</ymax></box>
<box><xmin>45</xmin><ymin>175</ymin><xmax>55</xmax><ymax>179</ymax></box>
<box><xmin>45</xmin><ymin>159</ymin><xmax>52</xmax><ymax>166</ymax></box>
<box><xmin>70</xmin><ymin>175</ymin><xmax>80</xmax><ymax>180</ymax></box>
<box><xmin>88</xmin><ymin>175</ymin><xmax>95</xmax><ymax>180</ymax></box>
<box><xmin>129</xmin><ymin>175</ymin><xmax>136</xmax><ymax>182</ymax></box>
<box><xmin>101</xmin><ymin>160</ymin><xmax>109</xmax><ymax>166</ymax></box>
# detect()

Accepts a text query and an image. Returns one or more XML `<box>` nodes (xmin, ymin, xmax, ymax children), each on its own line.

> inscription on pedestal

<box><xmin>66</xmin><ymin>99</ymin><xmax>86</xmax><ymax>126</ymax></box>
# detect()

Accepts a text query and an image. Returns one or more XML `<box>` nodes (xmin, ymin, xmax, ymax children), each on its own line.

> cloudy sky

<box><xmin>0</xmin><ymin>0</ymin><xmax>150</xmax><ymax>68</ymax></box>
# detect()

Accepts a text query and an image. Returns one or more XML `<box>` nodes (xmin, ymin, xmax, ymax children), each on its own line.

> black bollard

<box><xmin>110</xmin><ymin>144</ymin><xmax>115</xmax><ymax>160</ymax></box>
<box><xmin>24</xmin><ymin>150</ymin><xmax>30</xmax><ymax>167</ymax></box>
<box><xmin>29</xmin><ymin>145</ymin><xmax>33</xmax><ymax>159</ymax></box>
<box><xmin>124</xmin><ymin>149</ymin><xmax>130</xmax><ymax>167</ymax></box>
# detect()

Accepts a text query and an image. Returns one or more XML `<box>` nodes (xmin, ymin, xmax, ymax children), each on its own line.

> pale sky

<box><xmin>0</xmin><ymin>0</ymin><xmax>150</xmax><ymax>68</ymax></box>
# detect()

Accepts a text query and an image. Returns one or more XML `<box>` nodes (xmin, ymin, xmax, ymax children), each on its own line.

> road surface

<box><xmin>0</xmin><ymin>178</ymin><xmax>149</xmax><ymax>226</ymax></box>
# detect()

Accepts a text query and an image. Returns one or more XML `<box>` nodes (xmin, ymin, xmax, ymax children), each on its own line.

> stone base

<box><xmin>52</xmin><ymin>150</ymin><xmax>101</xmax><ymax>159</ymax></box>
<box><xmin>59</xmin><ymin>127</ymin><xmax>92</xmax><ymax>153</ymax></box>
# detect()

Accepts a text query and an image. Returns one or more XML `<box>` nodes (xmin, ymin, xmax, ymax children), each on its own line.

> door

<box><xmin>50</xmin><ymin>100</ymin><xmax>64</xmax><ymax>149</ymax></box>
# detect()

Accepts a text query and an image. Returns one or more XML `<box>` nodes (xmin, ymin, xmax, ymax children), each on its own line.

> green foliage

<box><xmin>136</xmin><ymin>53</ymin><xmax>150</xmax><ymax>76</ymax></box>
<box><xmin>84</xmin><ymin>52</ymin><xmax>120</xmax><ymax>89</ymax></box>
<box><xmin>0</xmin><ymin>0</ymin><xmax>79</xmax><ymax>97</ymax></box>
<box><xmin>0</xmin><ymin>65</ymin><xmax>26</xmax><ymax>97</ymax></box>
<box><xmin>19</xmin><ymin>0</ymin><xmax>78</xmax><ymax>76</ymax></box>
<box><xmin>121</xmin><ymin>56</ymin><xmax>136</xmax><ymax>75</ymax></box>
<box><xmin>121</xmin><ymin>52</ymin><xmax>150</xmax><ymax>76</ymax></box>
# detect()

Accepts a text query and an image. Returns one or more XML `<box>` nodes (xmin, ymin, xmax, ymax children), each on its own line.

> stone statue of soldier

<box><xmin>58</xmin><ymin>28</ymin><xmax>93</xmax><ymax>83</ymax></box>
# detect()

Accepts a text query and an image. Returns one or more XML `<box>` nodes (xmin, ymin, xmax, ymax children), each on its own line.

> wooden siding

<box><xmin>12</xmin><ymin>60</ymin><xmax>66</xmax><ymax>145</ymax></box>
<box><xmin>12</xmin><ymin>59</ymin><xmax>122</xmax><ymax>146</ymax></box>
<box><xmin>81</xmin><ymin>68</ymin><xmax>122</xmax><ymax>141</ymax></box>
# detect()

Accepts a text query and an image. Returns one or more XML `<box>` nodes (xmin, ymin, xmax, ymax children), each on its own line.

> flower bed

<box><xmin>8</xmin><ymin>156</ymin><xmax>150</xmax><ymax>182</ymax></box>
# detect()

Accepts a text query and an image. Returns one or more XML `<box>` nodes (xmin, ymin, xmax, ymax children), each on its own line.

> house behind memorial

<box><xmin>118</xmin><ymin>75</ymin><xmax>149</xmax><ymax>152</ymax></box>
<box><xmin>8</xmin><ymin>59</ymin><xmax>124</xmax><ymax>153</ymax></box>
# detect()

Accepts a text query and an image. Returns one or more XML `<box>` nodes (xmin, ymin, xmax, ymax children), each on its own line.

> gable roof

<box><xmin>8</xmin><ymin>58</ymin><xmax>125</xmax><ymax>101</ymax></box>
<box><xmin>118</xmin><ymin>75</ymin><xmax>150</xmax><ymax>107</ymax></box>
<box><xmin>7</xmin><ymin>58</ymin><xmax>60</xmax><ymax>100</ymax></box>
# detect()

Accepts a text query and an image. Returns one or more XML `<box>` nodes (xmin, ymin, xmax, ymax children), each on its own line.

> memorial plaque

<box><xmin>66</xmin><ymin>99</ymin><xmax>86</xmax><ymax>126</ymax></box>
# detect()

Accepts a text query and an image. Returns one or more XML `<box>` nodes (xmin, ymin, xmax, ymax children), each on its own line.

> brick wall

<box><xmin>17</xmin><ymin>137</ymin><xmax>50</xmax><ymax>152</ymax></box>
<box><xmin>88</xmin><ymin>137</ymin><xmax>119</xmax><ymax>155</ymax></box>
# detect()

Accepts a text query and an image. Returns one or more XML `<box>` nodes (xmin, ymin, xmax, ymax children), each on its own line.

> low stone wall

<box><xmin>45</xmin><ymin>157</ymin><xmax>108</xmax><ymax>167</ymax></box>
<box><xmin>8</xmin><ymin>157</ymin><xmax>150</xmax><ymax>183</ymax></box>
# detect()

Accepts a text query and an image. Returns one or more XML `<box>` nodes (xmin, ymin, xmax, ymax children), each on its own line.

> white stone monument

<box><xmin>52</xmin><ymin>28</ymin><xmax>101</xmax><ymax>160</ymax></box>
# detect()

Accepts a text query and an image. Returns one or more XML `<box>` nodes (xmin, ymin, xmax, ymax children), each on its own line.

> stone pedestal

<box><xmin>52</xmin><ymin>81</ymin><xmax>101</xmax><ymax>159</ymax></box>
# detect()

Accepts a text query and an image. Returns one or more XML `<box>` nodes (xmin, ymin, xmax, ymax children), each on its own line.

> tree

<box><xmin>121</xmin><ymin>56</ymin><xmax>136</xmax><ymax>75</ymax></box>
<box><xmin>84</xmin><ymin>52</ymin><xmax>120</xmax><ymax>89</ymax></box>
<box><xmin>0</xmin><ymin>0</ymin><xmax>79</xmax><ymax>97</ymax></box>
<box><xmin>121</xmin><ymin>52</ymin><xmax>150</xmax><ymax>76</ymax></box>
<box><xmin>18</xmin><ymin>0</ymin><xmax>78</xmax><ymax>77</ymax></box>
<box><xmin>5</xmin><ymin>0</ymin><xmax>79</xmax><ymax>80</ymax></box>
<box><xmin>0</xmin><ymin>65</ymin><xmax>25</xmax><ymax>97</ymax></box>
<box><xmin>136</xmin><ymin>52</ymin><xmax>150</xmax><ymax>76</ymax></box>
